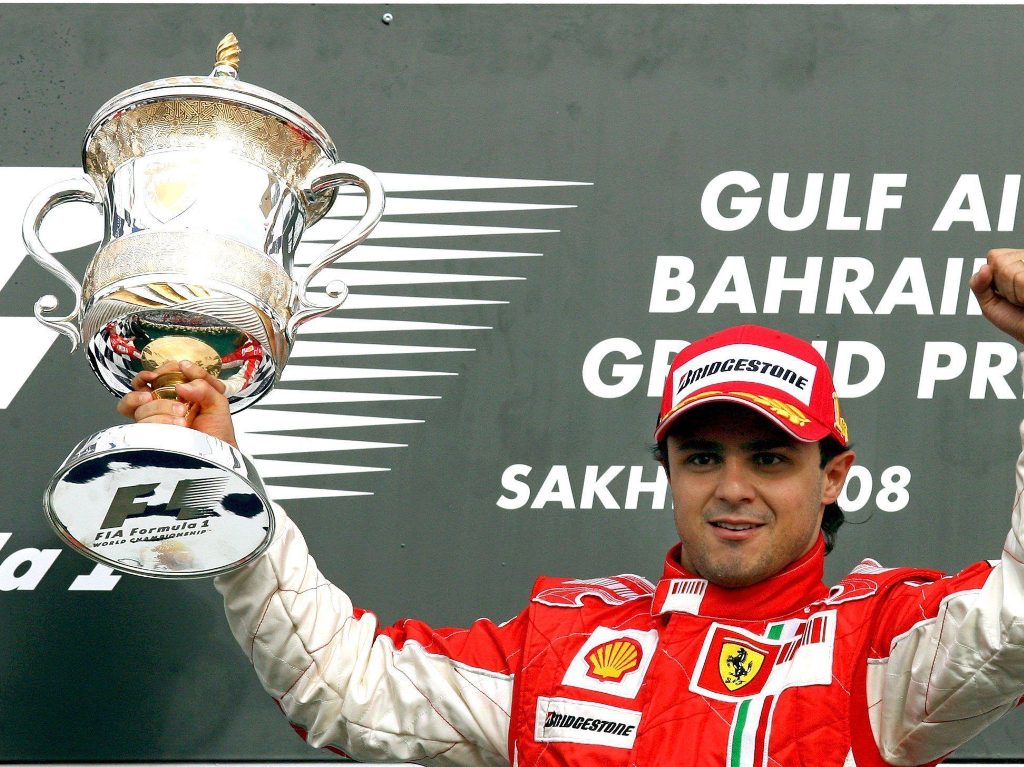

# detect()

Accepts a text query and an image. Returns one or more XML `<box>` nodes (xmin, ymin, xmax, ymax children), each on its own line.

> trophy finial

<box><xmin>213</xmin><ymin>33</ymin><xmax>241</xmax><ymax>78</ymax></box>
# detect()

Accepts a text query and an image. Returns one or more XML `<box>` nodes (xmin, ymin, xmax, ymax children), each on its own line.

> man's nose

<box><xmin>714</xmin><ymin>458</ymin><xmax>757</xmax><ymax>505</ymax></box>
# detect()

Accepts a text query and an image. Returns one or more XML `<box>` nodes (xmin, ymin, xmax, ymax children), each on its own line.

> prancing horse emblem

<box><xmin>718</xmin><ymin>641</ymin><xmax>767</xmax><ymax>691</ymax></box>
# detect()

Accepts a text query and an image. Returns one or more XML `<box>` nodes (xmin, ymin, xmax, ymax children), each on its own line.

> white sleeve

<box><xmin>867</xmin><ymin>354</ymin><xmax>1024</xmax><ymax>765</ymax></box>
<box><xmin>214</xmin><ymin>504</ymin><xmax>521</xmax><ymax>767</ymax></box>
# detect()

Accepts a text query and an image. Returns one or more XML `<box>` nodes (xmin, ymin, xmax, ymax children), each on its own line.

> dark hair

<box><xmin>652</xmin><ymin>435</ymin><xmax>850</xmax><ymax>556</ymax></box>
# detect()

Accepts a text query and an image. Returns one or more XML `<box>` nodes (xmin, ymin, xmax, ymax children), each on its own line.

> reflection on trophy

<box><xmin>22</xmin><ymin>34</ymin><xmax>385</xmax><ymax>578</ymax></box>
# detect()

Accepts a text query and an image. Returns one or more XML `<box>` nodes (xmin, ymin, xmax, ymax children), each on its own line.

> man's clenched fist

<box><xmin>970</xmin><ymin>248</ymin><xmax>1024</xmax><ymax>345</ymax></box>
<box><xmin>117</xmin><ymin>360</ymin><xmax>238</xmax><ymax>448</ymax></box>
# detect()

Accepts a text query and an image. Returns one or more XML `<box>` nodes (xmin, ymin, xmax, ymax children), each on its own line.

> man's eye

<box><xmin>753</xmin><ymin>452</ymin><xmax>785</xmax><ymax>467</ymax></box>
<box><xmin>685</xmin><ymin>453</ymin><xmax>720</xmax><ymax>466</ymax></box>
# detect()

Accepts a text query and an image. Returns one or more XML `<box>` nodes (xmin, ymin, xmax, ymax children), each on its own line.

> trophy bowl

<box><xmin>23</xmin><ymin>34</ymin><xmax>385</xmax><ymax>578</ymax></box>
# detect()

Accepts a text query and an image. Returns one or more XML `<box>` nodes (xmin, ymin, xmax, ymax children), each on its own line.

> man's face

<box><xmin>664</xmin><ymin>403</ymin><xmax>853</xmax><ymax>588</ymax></box>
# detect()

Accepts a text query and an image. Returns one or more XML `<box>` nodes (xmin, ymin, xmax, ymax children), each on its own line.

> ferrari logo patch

<box><xmin>586</xmin><ymin>638</ymin><xmax>643</xmax><ymax>682</ymax></box>
<box><xmin>690</xmin><ymin>613</ymin><xmax>837</xmax><ymax>702</ymax></box>
<box><xmin>697</xmin><ymin>631</ymin><xmax>779</xmax><ymax>697</ymax></box>
<box><xmin>718</xmin><ymin>641</ymin><xmax>766</xmax><ymax>691</ymax></box>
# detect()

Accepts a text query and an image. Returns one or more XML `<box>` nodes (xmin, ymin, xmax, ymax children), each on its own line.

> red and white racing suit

<box><xmin>215</xmin><ymin>428</ymin><xmax>1024</xmax><ymax>766</ymax></box>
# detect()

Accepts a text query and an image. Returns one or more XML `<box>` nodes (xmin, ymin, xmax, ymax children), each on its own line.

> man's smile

<box><xmin>708</xmin><ymin>519</ymin><xmax>767</xmax><ymax>541</ymax></box>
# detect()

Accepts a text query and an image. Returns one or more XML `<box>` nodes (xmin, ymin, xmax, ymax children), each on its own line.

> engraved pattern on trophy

<box><xmin>84</xmin><ymin>100</ymin><xmax>330</xmax><ymax>220</ymax></box>
<box><xmin>82</xmin><ymin>232</ymin><xmax>295</xmax><ymax>319</ymax></box>
<box><xmin>22</xmin><ymin>33</ymin><xmax>386</xmax><ymax>578</ymax></box>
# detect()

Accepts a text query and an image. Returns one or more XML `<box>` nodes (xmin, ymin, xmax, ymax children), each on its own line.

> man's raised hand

<box><xmin>116</xmin><ymin>360</ymin><xmax>239</xmax><ymax>448</ymax></box>
<box><xmin>970</xmin><ymin>249</ymin><xmax>1024</xmax><ymax>344</ymax></box>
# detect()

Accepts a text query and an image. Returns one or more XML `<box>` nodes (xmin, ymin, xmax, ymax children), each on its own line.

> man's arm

<box><xmin>214</xmin><ymin>508</ymin><xmax>525</xmax><ymax>766</ymax></box>
<box><xmin>863</xmin><ymin>251</ymin><xmax>1024</xmax><ymax>765</ymax></box>
<box><xmin>866</xmin><ymin>418</ymin><xmax>1024</xmax><ymax>764</ymax></box>
<box><xmin>119</xmin><ymin>362</ymin><xmax>526</xmax><ymax>766</ymax></box>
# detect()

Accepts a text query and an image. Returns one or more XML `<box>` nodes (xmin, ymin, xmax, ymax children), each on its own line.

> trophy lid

<box><xmin>82</xmin><ymin>34</ymin><xmax>339</xmax><ymax>221</ymax></box>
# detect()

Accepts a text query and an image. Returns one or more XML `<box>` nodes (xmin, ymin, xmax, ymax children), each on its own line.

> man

<box><xmin>119</xmin><ymin>251</ymin><xmax>1024</xmax><ymax>766</ymax></box>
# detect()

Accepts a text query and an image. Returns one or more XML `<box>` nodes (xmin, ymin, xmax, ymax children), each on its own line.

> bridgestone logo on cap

<box><xmin>535</xmin><ymin>696</ymin><xmax>643</xmax><ymax>749</ymax></box>
<box><xmin>672</xmin><ymin>343</ymin><xmax>817</xmax><ymax>407</ymax></box>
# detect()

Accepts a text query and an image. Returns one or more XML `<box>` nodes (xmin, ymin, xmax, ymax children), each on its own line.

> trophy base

<box><xmin>44</xmin><ymin>423</ymin><xmax>275</xmax><ymax>579</ymax></box>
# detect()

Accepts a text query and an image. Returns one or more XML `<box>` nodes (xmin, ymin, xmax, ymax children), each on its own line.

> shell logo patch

<box><xmin>586</xmin><ymin>638</ymin><xmax>643</xmax><ymax>682</ymax></box>
<box><xmin>562</xmin><ymin>627</ymin><xmax>659</xmax><ymax>700</ymax></box>
<box><xmin>718</xmin><ymin>641</ymin><xmax>766</xmax><ymax>691</ymax></box>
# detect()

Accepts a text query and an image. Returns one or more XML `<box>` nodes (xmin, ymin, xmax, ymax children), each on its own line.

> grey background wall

<box><xmin>1</xmin><ymin>3</ymin><xmax>1022</xmax><ymax>760</ymax></box>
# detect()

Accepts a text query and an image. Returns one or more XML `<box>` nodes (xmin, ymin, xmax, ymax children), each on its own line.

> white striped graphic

<box><xmin>0</xmin><ymin>168</ymin><xmax>587</xmax><ymax>500</ymax></box>
<box><xmin>325</xmin><ymin>196</ymin><xmax>573</xmax><ymax>217</ymax></box>
<box><xmin>280</xmin><ymin>365</ymin><xmax>457</xmax><ymax>382</ymax></box>
<box><xmin>302</xmin><ymin>267</ymin><xmax>524</xmax><ymax>287</ymax></box>
<box><xmin>340</xmin><ymin>172</ymin><xmax>588</xmax><ymax>193</ymax></box>
<box><xmin>256</xmin><ymin>390</ymin><xmax>439</xmax><ymax>406</ymax></box>
<box><xmin>297</xmin><ymin>317</ymin><xmax>490</xmax><ymax>333</ymax></box>
<box><xmin>305</xmin><ymin>219</ymin><xmax>556</xmax><ymax>241</ymax></box>
<box><xmin>234</xmin><ymin>410</ymin><xmax>421</xmax><ymax>434</ymax></box>
<box><xmin>259</xmin><ymin>172</ymin><xmax>586</xmax><ymax>497</ymax></box>
<box><xmin>266</xmin><ymin>486</ymin><xmax>373</xmax><ymax>501</ymax></box>
<box><xmin>242</xmin><ymin>435</ymin><xmax>404</xmax><ymax>456</ymax></box>
<box><xmin>290</xmin><ymin>341</ymin><xmax>475</xmax><ymax>357</ymax></box>
<box><xmin>252</xmin><ymin>460</ymin><xmax>389</xmax><ymax>479</ymax></box>
<box><xmin>295</xmin><ymin>244</ymin><xmax>542</xmax><ymax>264</ymax></box>
<box><xmin>323</xmin><ymin>294</ymin><xmax>507</xmax><ymax>310</ymax></box>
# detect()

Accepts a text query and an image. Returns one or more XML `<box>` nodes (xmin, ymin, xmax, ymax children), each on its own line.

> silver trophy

<box><xmin>23</xmin><ymin>34</ymin><xmax>385</xmax><ymax>578</ymax></box>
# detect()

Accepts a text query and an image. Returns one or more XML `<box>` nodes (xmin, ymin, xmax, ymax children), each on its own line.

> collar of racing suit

<box><xmin>651</xmin><ymin>534</ymin><xmax>829</xmax><ymax>621</ymax></box>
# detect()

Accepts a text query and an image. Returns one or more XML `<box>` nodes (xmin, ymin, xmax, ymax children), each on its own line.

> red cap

<box><xmin>654</xmin><ymin>325</ymin><xmax>849</xmax><ymax>447</ymax></box>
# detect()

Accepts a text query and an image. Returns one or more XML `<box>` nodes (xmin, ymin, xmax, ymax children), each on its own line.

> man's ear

<box><xmin>822</xmin><ymin>451</ymin><xmax>856</xmax><ymax>505</ymax></box>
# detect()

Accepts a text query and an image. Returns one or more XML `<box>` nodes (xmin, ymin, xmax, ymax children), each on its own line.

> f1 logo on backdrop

<box><xmin>0</xmin><ymin>166</ymin><xmax>588</xmax><ymax>504</ymax></box>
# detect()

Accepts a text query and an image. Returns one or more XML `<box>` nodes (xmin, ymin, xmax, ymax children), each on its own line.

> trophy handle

<box><xmin>286</xmin><ymin>162</ymin><xmax>385</xmax><ymax>342</ymax></box>
<box><xmin>22</xmin><ymin>176</ymin><xmax>103</xmax><ymax>352</ymax></box>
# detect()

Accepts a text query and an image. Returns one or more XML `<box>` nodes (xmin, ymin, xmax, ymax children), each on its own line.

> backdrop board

<box><xmin>1</xmin><ymin>3</ymin><xmax>1023</xmax><ymax>762</ymax></box>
